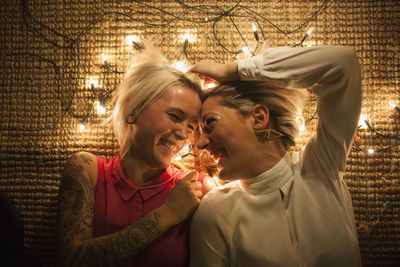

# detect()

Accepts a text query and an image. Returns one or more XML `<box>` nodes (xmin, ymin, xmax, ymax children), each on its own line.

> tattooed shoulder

<box><xmin>80</xmin><ymin>153</ymin><xmax>93</xmax><ymax>165</ymax></box>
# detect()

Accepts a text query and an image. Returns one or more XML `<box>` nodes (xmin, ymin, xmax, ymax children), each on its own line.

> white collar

<box><xmin>240</xmin><ymin>152</ymin><xmax>293</xmax><ymax>195</ymax></box>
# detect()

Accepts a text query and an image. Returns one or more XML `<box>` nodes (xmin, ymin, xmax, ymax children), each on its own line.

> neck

<box><xmin>120</xmin><ymin>149</ymin><xmax>164</xmax><ymax>186</ymax></box>
<box><xmin>251</xmin><ymin>138</ymin><xmax>286</xmax><ymax>177</ymax></box>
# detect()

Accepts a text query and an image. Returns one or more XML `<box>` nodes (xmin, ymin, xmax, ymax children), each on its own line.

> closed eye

<box><xmin>168</xmin><ymin>113</ymin><xmax>180</xmax><ymax>121</ymax></box>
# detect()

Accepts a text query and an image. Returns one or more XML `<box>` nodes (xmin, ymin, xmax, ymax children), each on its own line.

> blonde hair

<box><xmin>203</xmin><ymin>81</ymin><xmax>307</xmax><ymax>150</ymax></box>
<box><xmin>108</xmin><ymin>42</ymin><xmax>202</xmax><ymax>158</ymax></box>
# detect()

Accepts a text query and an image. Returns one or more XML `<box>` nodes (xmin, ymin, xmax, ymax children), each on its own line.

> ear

<box><xmin>251</xmin><ymin>104</ymin><xmax>270</xmax><ymax>131</ymax></box>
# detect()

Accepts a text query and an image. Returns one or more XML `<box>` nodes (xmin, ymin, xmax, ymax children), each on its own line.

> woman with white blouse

<box><xmin>189</xmin><ymin>46</ymin><xmax>363</xmax><ymax>267</ymax></box>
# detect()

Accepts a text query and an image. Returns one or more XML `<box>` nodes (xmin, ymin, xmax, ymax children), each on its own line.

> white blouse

<box><xmin>190</xmin><ymin>46</ymin><xmax>362</xmax><ymax>267</ymax></box>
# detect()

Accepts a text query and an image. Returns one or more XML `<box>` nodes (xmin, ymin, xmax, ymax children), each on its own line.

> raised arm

<box><xmin>57</xmin><ymin>152</ymin><xmax>202</xmax><ymax>267</ymax></box>
<box><xmin>238</xmin><ymin>46</ymin><xmax>361</xmax><ymax>178</ymax></box>
<box><xmin>191</xmin><ymin>46</ymin><xmax>362</xmax><ymax>179</ymax></box>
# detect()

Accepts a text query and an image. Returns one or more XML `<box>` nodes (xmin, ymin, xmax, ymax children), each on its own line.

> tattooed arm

<box><xmin>57</xmin><ymin>152</ymin><xmax>202</xmax><ymax>267</ymax></box>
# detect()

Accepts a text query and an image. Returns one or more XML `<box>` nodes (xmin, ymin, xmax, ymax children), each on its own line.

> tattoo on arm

<box><xmin>79</xmin><ymin>154</ymin><xmax>93</xmax><ymax>165</ymax></box>
<box><xmin>58</xmin><ymin>157</ymin><xmax>95</xmax><ymax>249</ymax></box>
<box><xmin>58</xmin><ymin>156</ymin><xmax>166</xmax><ymax>267</ymax></box>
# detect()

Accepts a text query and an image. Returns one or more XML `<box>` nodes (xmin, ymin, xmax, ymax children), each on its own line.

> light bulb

<box><xmin>126</xmin><ymin>35</ymin><xmax>140</xmax><ymax>45</ymax></box>
<box><xmin>88</xmin><ymin>78</ymin><xmax>98</xmax><ymax>89</ymax></box>
<box><xmin>97</xmin><ymin>103</ymin><xmax>105</xmax><ymax>115</ymax></box>
<box><xmin>296</xmin><ymin>116</ymin><xmax>305</xmax><ymax>133</ymax></box>
<box><xmin>181</xmin><ymin>33</ymin><xmax>195</xmax><ymax>43</ymax></box>
<box><xmin>358</xmin><ymin>114</ymin><xmax>368</xmax><ymax>129</ymax></box>
<box><xmin>171</xmin><ymin>61</ymin><xmax>189</xmax><ymax>72</ymax></box>
<box><xmin>389</xmin><ymin>102</ymin><xmax>400</xmax><ymax>113</ymax></box>
<box><xmin>252</xmin><ymin>24</ymin><xmax>259</xmax><ymax>41</ymax></box>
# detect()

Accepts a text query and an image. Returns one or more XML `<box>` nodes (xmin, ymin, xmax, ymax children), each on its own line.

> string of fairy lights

<box><xmin>4</xmin><ymin>0</ymin><xmax>400</xmax><ymax>236</ymax></box>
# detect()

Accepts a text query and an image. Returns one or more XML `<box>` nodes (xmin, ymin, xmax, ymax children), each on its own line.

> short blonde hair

<box><xmin>109</xmin><ymin>43</ymin><xmax>202</xmax><ymax>158</ymax></box>
<box><xmin>203</xmin><ymin>81</ymin><xmax>307</xmax><ymax>150</ymax></box>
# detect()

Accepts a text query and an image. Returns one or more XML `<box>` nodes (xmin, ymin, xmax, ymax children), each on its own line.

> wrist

<box><xmin>225</xmin><ymin>62</ymin><xmax>239</xmax><ymax>81</ymax></box>
<box><xmin>156</xmin><ymin>205</ymin><xmax>178</xmax><ymax>231</ymax></box>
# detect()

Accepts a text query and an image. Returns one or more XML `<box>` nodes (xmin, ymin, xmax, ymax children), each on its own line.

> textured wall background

<box><xmin>0</xmin><ymin>0</ymin><xmax>399</xmax><ymax>266</ymax></box>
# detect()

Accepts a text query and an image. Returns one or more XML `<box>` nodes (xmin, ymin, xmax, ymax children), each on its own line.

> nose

<box><xmin>196</xmin><ymin>134</ymin><xmax>209</xmax><ymax>149</ymax></box>
<box><xmin>175</xmin><ymin>124</ymin><xmax>188</xmax><ymax>140</ymax></box>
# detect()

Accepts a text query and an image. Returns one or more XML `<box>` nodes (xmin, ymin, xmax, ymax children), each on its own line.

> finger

<box><xmin>187</xmin><ymin>63</ymin><xmax>202</xmax><ymax>74</ymax></box>
<box><xmin>180</xmin><ymin>171</ymin><xmax>198</xmax><ymax>182</ymax></box>
<box><xmin>191</xmin><ymin>181</ymin><xmax>202</xmax><ymax>190</ymax></box>
<box><xmin>194</xmin><ymin>190</ymin><xmax>203</xmax><ymax>200</ymax></box>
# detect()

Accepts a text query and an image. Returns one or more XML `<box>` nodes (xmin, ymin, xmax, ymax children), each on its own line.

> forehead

<box><xmin>200</xmin><ymin>96</ymin><xmax>225</xmax><ymax>117</ymax></box>
<box><xmin>156</xmin><ymin>84</ymin><xmax>201</xmax><ymax>117</ymax></box>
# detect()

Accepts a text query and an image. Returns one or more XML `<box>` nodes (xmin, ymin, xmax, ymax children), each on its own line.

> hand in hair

<box><xmin>189</xmin><ymin>60</ymin><xmax>240</xmax><ymax>82</ymax></box>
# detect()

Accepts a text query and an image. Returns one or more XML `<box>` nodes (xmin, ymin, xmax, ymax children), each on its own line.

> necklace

<box><xmin>137</xmin><ymin>173</ymin><xmax>179</xmax><ymax>190</ymax></box>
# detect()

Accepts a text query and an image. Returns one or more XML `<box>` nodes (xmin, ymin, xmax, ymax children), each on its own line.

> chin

<box><xmin>152</xmin><ymin>155</ymin><xmax>172</xmax><ymax>169</ymax></box>
<box><xmin>217</xmin><ymin>167</ymin><xmax>237</xmax><ymax>181</ymax></box>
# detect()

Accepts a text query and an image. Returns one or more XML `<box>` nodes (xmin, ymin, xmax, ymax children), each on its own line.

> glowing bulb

<box><xmin>389</xmin><ymin>101</ymin><xmax>400</xmax><ymax>113</ymax></box>
<box><xmin>300</xmin><ymin>27</ymin><xmax>314</xmax><ymax>45</ymax></box>
<box><xmin>181</xmin><ymin>33</ymin><xmax>195</xmax><ymax>43</ymax></box>
<box><xmin>212</xmin><ymin>176</ymin><xmax>220</xmax><ymax>186</ymax></box>
<box><xmin>174</xmin><ymin>155</ymin><xmax>183</xmax><ymax>161</ymax></box>
<box><xmin>367</xmin><ymin>148</ymin><xmax>375</xmax><ymax>154</ymax></box>
<box><xmin>240</xmin><ymin>46</ymin><xmax>251</xmax><ymax>57</ymax></box>
<box><xmin>97</xmin><ymin>103</ymin><xmax>105</xmax><ymax>115</ymax></box>
<box><xmin>204</xmin><ymin>81</ymin><xmax>217</xmax><ymax>89</ymax></box>
<box><xmin>102</xmin><ymin>54</ymin><xmax>110</xmax><ymax>69</ymax></box>
<box><xmin>87</xmin><ymin>78</ymin><xmax>98</xmax><ymax>89</ymax></box>
<box><xmin>174</xmin><ymin>144</ymin><xmax>191</xmax><ymax>161</ymax></box>
<box><xmin>358</xmin><ymin>114</ymin><xmax>368</xmax><ymax>129</ymax></box>
<box><xmin>126</xmin><ymin>35</ymin><xmax>140</xmax><ymax>45</ymax></box>
<box><xmin>181</xmin><ymin>144</ymin><xmax>190</xmax><ymax>154</ymax></box>
<box><xmin>252</xmin><ymin>24</ymin><xmax>259</xmax><ymax>41</ymax></box>
<box><xmin>79</xmin><ymin>123</ymin><xmax>85</xmax><ymax>132</ymax></box>
<box><xmin>171</xmin><ymin>61</ymin><xmax>189</xmax><ymax>72</ymax></box>
<box><xmin>296</xmin><ymin>116</ymin><xmax>306</xmax><ymax>133</ymax></box>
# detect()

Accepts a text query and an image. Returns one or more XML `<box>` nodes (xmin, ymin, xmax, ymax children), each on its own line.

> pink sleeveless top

<box><xmin>93</xmin><ymin>155</ymin><xmax>203</xmax><ymax>267</ymax></box>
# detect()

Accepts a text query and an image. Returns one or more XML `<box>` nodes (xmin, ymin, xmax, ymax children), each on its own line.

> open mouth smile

<box><xmin>159</xmin><ymin>139</ymin><xmax>180</xmax><ymax>153</ymax></box>
<box><xmin>209</xmin><ymin>148</ymin><xmax>227</xmax><ymax>165</ymax></box>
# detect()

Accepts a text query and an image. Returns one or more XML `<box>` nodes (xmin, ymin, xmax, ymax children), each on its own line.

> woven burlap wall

<box><xmin>0</xmin><ymin>0</ymin><xmax>399</xmax><ymax>266</ymax></box>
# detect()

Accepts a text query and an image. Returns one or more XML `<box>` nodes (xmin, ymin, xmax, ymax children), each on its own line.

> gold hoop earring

<box><xmin>256</xmin><ymin>128</ymin><xmax>285</xmax><ymax>140</ymax></box>
<box><xmin>126</xmin><ymin>113</ymin><xmax>137</xmax><ymax>124</ymax></box>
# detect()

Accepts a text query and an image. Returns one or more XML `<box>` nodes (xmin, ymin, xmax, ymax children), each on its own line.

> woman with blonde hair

<box><xmin>189</xmin><ymin>45</ymin><xmax>362</xmax><ymax>266</ymax></box>
<box><xmin>57</xmin><ymin>43</ymin><xmax>214</xmax><ymax>267</ymax></box>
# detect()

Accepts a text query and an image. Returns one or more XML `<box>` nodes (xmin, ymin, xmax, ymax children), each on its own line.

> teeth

<box><xmin>160</xmin><ymin>139</ymin><xmax>178</xmax><ymax>152</ymax></box>
<box><xmin>210</xmin><ymin>151</ymin><xmax>224</xmax><ymax>162</ymax></box>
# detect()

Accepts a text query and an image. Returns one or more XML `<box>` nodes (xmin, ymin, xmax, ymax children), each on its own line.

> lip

<box><xmin>158</xmin><ymin>139</ymin><xmax>180</xmax><ymax>153</ymax></box>
<box><xmin>209</xmin><ymin>148</ymin><xmax>227</xmax><ymax>163</ymax></box>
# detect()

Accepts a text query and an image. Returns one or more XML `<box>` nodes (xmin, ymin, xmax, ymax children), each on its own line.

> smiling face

<box><xmin>130</xmin><ymin>84</ymin><xmax>201</xmax><ymax>168</ymax></box>
<box><xmin>197</xmin><ymin>96</ymin><xmax>261</xmax><ymax>180</ymax></box>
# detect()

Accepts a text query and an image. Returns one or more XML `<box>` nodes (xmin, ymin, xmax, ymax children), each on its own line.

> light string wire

<box><xmin>2</xmin><ymin>0</ymin><xmax>399</xmax><ymax>236</ymax></box>
<box><xmin>3</xmin><ymin>0</ymin><xmax>328</xmax><ymax>131</ymax></box>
